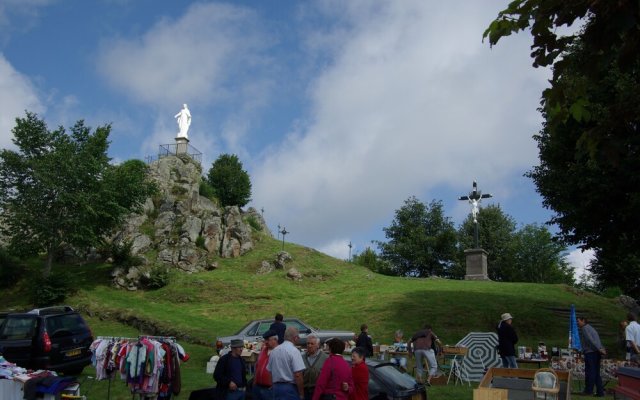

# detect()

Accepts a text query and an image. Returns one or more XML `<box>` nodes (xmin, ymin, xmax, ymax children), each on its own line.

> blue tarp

<box><xmin>569</xmin><ymin>304</ymin><xmax>582</xmax><ymax>351</ymax></box>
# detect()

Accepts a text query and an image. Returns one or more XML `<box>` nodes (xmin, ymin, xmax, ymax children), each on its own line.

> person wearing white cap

<box><xmin>497</xmin><ymin>313</ymin><xmax>518</xmax><ymax>368</ymax></box>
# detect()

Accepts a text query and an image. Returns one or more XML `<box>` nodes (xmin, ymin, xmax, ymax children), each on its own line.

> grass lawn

<box><xmin>2</xmin><ymin>233</ymin><xmax>630</xmax><ymax>399</ymax></box>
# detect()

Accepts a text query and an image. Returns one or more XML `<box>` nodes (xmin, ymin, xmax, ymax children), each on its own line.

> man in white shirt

<box><xmin>267</xmin><ymin>326</ymin><xmax>306</xmax><ymax>400</ymax></box>
<box><xmin>626</xmin><ymin>312</ymin><xmax>640</xmax><ymax>363</ymax></box>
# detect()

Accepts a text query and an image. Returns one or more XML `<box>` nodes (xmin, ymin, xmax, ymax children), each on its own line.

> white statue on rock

<box><xmin>174</xmin><ymin>103</ymin><xmax>191</xmax><ymax>139</ymax></box>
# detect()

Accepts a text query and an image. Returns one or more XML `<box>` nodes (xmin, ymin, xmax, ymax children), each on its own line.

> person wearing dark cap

<box><xmin>497</xmin><ymin>313</ymin><xmax>518</xmax><ymax>369</ymax></box>
<box><xmin>270</xmin><ymin>313</ymin><xmax>287</xmax><ymax>344</ymax></box>
<box><xmin>355</xmin><ymin>324</ymin><xmax>373</xmax><ymax>357</ymax></box>
<box><xmin>253</xmin><ymin>329</ymin><xmax>279</xmax><ymax>400</ymax></box>
<box><xmin>214</xmin><ymin>339</ymin><xmax>248</xmax><ymax>399</ymax></box>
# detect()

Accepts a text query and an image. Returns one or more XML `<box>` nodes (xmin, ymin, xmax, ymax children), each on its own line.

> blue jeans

<box><xmin>391</xmin><ymin>356</ymin><xmax>407</xmax><ymax>369</ymax></box>
<box><xmin>252</xmin><ymin>385</ymin><xmax>273</xmax><ymax>400</ymax></box>
<box><xmin>584</xmin><ymin>351</ymin><xmax>604</xmax><ymax>396</ymax></box>
<box><xmin>225</xmin><ymin>389</ymin><xmax>246</xmax><ymax>400</ymax></box>
<box><xmin>501</xmin><ymin>356</ymin><xmax>518</xmax><ymax>368</ymax></box>
<box><xmin>414</xmin><ymin>349</ymin><xmax>438</xmax><ymax>378</ymax></box>
<box><xmin>272</xmin><ymin>383</ymin><xmax>299</xmax><ymax>400</ymax></box>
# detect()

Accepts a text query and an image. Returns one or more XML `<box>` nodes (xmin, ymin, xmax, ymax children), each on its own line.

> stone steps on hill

<box><xmin>543</xmin><ymin>307</ymin><xmax>616</xmax><ymax>338</ymax></box>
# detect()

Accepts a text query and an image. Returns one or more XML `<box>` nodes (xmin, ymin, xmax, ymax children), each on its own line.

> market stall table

<box><xmin>516</xmin><ymin>358</ymin><xmax>549</xmax><ymax>369</ymax></box>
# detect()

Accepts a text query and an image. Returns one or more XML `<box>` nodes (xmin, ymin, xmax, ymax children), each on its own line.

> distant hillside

<box><xmin>4</xmin><ymin>232</ymin><xmax>629</xmax><ymax>356</ymax></box>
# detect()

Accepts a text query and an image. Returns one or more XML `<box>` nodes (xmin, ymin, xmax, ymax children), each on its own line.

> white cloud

<box><xmin>97</xmin><ymin>2</ymin><xmax>269</xmax><ymax>108</ymax></box>
<box><xmin>566</xmin><ymin>248</ymin><xmax>595</xmax><ymax>277</ymax></box>
<box><xmin>0</xmin><ymin>0</ymin><xmax>54</xmax><ymax>44</ymax></box>
<box><xmin>252</xmin><ymin>1</ymin><xmax>549</xmax><ymax>248</ymax></box>
<box><xmin>0</xmin><ymin>54</ymin><xmax>44</xmax><ymax>149</ymax></box>
<box><xmin>317</xmin><ymin>237</ymin><xmax>353</xmax><ymax>260</ymax></box>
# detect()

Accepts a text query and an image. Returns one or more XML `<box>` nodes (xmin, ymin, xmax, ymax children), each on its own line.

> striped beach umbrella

<box><xmin>456</xmin><ymin>332</ymin><xmax>501</xmax><ymax>381</ymax></box>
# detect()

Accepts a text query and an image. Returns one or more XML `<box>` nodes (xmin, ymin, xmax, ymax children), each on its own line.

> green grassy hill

<box><xmin>2</xmin><ymin>232</ymin><xmax>629</xmax><ymax>399</ymax></box>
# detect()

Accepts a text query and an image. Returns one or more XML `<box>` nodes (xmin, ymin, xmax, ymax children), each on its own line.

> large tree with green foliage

<box><xmin>351</xmin><ymin>246</ymin><xmax>395</xmax><ymax>276</ymax></box>
<box><xmin>206</xmin><ymin>154</ymin><xmax>252</xmax><ymax>208</ymax></box>
<box><xmin>0</xmin><ymin>112</ymin><xmax>156</xmax><ymax>276</ymax></box>
<box><xmin>458</xmin><ymin>205</ymin><xmax>573</xmax><ymax>283</ymax></box>
<box><xmin>484</xmin><ymin>1</ymin><xmax>640</xmax><ymax>295</ymax></box>
<box><xmin>510</xmin><ymin>224</ymin><xmax>574</xmax><ymax>284</ymax></box>
<box><xmin>458</xmin><ymin>204</ymin><xmax>517</xmax><ymax>281</ymax></box>
<box><xmin>376</xmin><ymin>196</ymin><xmax>458</xmax><ymax>277</ymax></box>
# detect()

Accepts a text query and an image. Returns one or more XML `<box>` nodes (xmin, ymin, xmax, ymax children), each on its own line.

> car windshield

<box><xmin>45</xmin><ymin>314</ymin><xmax>88</xmax><ymax>336</ymax></box>
<box><xmin>373</xmin><ymin>364</ymin><xmax>419</xmax><ymax>390</ymax></box>
<box><xmin>285</xmin><ymin>320</ymin><xmax>310</xmax><ymax>332</ymax></box>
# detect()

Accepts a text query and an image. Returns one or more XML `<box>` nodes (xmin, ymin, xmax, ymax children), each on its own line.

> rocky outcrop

<box><xmin>257</xmin><ymin>251</ymin><xmax>293</xmax><ymax>276</ymax></box>
<box><xmin>111</xmin><ymin>155</ymin><xmax>270</xmax><ymax>288</ymax></box>
<box><xmin>287</xmin><ymin>267</ymin><xmax>302</xmax><ymax>281</ymax></box>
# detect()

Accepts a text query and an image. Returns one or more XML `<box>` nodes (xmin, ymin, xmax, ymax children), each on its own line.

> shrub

<box><xmin>31</xmin><ymin>271</ymin><xmax>76</xmax><ymax>306</ymax></box>
<box><xmin>140</xmin><ymin>264</ymin><xmax>171</xmax><ymax>290</ymax></box>
<box><xmin>195</xmin><ymin>235</ymin><xmax>206</xmax><ymax>249</ymax></box>
<box><xmin>601</xmin><ymin>286</ymin><xmax>623</xmax><ymax>298</ymax></box>
<box><xmin>206</xmin><ymin>154</ymin><xmax>252</xmax><ymax>207</ymax></box>
<box><xmin>171</xmin><ymin>185</ymin><xmax>188</xmax><ymax>196</ymax></box>
<box><xmin>245</xmin><ymin>215</ymin><xmax>262</xmax><ymax>231</ymax></box>
<box><xmin>0</xmin><ymin>248</ymin><xmax>23</xmax><ymax>288</ymax></box>
<box><xmin>199</xmin><ymin>180</ymin><xmax>216</xmax><ymax>199</ymax></box>
<box><xmin>111</xmin><ymin>240</ymin><xmax>144</xmax><ymax>267</ymax></box>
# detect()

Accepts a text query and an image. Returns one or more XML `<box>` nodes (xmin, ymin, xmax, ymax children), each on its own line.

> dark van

<box><xmin>0</xmin><ymin>306</ymin><xmax>93</xmax><ymax>375</ymax></box>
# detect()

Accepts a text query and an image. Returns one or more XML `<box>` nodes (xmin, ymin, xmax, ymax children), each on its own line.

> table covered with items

<box><xmin>0</xmin><ymin>356</ymin><xmax>82</xmax><ymax>400</ymax></box>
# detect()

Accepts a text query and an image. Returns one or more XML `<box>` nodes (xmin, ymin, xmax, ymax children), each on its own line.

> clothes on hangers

<box><xmin>90</xmin><ymin>336</ymin><xmax>188</xmax><ymax>398</ymax></box>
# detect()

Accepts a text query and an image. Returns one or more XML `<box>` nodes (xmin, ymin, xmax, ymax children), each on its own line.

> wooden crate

<box><xmin>475</xmin><ymin>367</ymin><xmax>572</xmax><ymax>400</ymax></box>
<box><xmin>442</xmin><ymin>346</ymin><xmax>468</xmax><ymax>356</ymax></box>
<box><xmin>474</xmin><ymin>388</ymin><xmax>508</xmax><ymax>400</ymax></box>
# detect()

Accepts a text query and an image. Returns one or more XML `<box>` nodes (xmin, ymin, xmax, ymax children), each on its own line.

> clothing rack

<box><xmin>96</xmin><ymin>336</ymin><xmax>138</xmax><ymax>341</ymax></box>
<box><xmin>138</xmin><ymin>335</ymin><xmax>176</xmax><ymax>341</ymax></box>
<box><xmin>92</xmin><ymin>335</ymin><xmax>183</xmax><ymax>400</ymax></box>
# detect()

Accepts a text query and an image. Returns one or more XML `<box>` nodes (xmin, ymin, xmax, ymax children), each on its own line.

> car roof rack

<box><xmin>28</xmin><ymin>306</ymin><xmax>75</xmax><ymax>315</ymax></box>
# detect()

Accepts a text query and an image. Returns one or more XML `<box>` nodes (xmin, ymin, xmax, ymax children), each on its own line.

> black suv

<box><xmin>0</xmin><ymin>306</ymin><xmax>93</xmax><ymax>374</ymax></box>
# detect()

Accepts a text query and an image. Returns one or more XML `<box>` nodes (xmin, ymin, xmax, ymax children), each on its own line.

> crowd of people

<box><xmin>213</xmin><ymin>314</ymin><xmax>371</xmax><ymax>400</ymax></box>
<box><xmin>212</xmin><ymin>310</ymin><xmax>640</xmax><ymax>399</ymax></box>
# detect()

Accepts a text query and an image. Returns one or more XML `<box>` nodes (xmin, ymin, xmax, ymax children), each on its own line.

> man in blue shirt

<box><xmin>578</xmin><ymin>317</ymin><xmax>606</xmax><ymax>397</ymax></box>
<box><xmin>270</xmin><ymin>313</ymin><xmax>287</xmax><ymax>345</ymax></box>
<box><xmin>214</xmin><ymin>339</ymin><xmax>248</xmax><ymax>400</ymax></box>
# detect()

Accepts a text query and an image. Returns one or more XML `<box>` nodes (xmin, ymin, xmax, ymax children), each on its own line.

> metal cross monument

<box><xmin>458</xmin><ymin>181</ymin><xmax>493</xmax><ymax>248</ymax></box>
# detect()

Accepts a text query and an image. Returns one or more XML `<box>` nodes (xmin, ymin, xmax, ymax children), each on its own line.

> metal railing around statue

<box><xmin>148</xmin><ymin>143</ymin><xmax>202</xmax><ymax>165</ymax></box>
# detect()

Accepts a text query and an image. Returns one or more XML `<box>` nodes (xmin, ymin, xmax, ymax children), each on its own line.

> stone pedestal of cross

<box><xmin>458</xmin><ymin>181</ymin><xmax>492</xmax><ymax>281</ymax></box>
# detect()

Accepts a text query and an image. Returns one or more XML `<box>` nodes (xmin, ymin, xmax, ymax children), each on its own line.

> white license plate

<box><xmin>66</xmin><ymin>348</ymin><xmax>81</xmax><ymax>357</ymax></box>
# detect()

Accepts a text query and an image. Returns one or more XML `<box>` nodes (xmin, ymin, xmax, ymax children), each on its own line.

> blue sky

<box><xmin>0</xmin><ymin>0</ymin><xmax>593</xmax><ymax>274</ymax></box>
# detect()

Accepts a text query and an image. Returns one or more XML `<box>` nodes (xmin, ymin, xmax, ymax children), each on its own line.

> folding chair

<box><xmin>440</xmin><ymin>347</ymin><xmax>470</xmax><ymax>386</ymax></box>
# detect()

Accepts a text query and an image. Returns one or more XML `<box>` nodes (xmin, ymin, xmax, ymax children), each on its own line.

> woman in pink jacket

<box><xmin>312</xmin><ymin>338</ymin><xmax>353</xmax><ymax>400</ymax></box>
